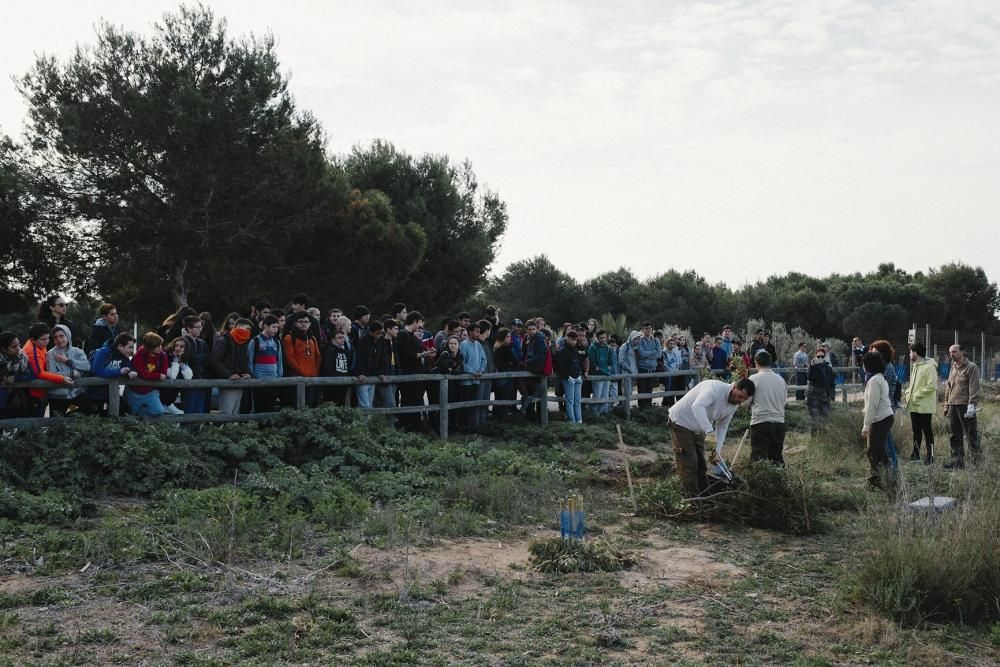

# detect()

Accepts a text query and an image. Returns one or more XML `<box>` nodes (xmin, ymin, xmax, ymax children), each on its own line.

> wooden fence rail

<box><xmin>1</xmin><ymin>367</ymin><xmax>861</xmax><ymax>438</ymax></box>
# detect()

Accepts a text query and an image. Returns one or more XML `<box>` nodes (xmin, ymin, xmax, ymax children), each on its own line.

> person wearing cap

<box><xmin>748</xmin><ymin>351</ymin><xmax>786</xmax><ymax>465</ymax></box>
<box><xmin>350</xmin><ymin>306</ymin><xmax>371</xmax><ymax>349</ymax></box>
<box><xmin>668</xmin><ymin>378</ymin><xmax>755</xmax><ymax>497</ymax></box>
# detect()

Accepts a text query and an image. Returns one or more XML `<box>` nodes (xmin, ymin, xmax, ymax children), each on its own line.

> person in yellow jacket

<box><xmin>903</xmin><ymin>342</ymin><xmax>938</xmax><ymax>465</ymax></box>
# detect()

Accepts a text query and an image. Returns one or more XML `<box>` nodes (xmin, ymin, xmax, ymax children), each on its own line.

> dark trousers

<box><xmin>637</xmin><ymin>370</ymin><xmax>655</xmax><ymax>409</ymax></box>
<box><xmin>253</xmin><ymin>388</ymin><xmax>278</xmax><ymax>413</ymax></box>
<box><xmin>493</xmin><ymin>379</ymin><xmax>514</xmax><ymax>420</ymax></box>
<box><xmin>750</xmin><ymin>421</ymin><xmax>786</xmax><ymax>465</ymax></box>
<box><xmin>459</xmin><ymin>384</ymin><xmax>478</xmax><ymax>430</ymax></box>
<box><xmin>795</xmin><ymin>372</ymin><xmax>807</xmax><ymax>400</ymax></box>
<box><xmin>807</xmin><ymin>391</ymin><xmax>830</xmax><ymax>421</ymax></box>
<box><xmin>948</xmin><ymin>405</ymin><xmax>980</xmax><ymax>463</ymax></box>
<box><xmin>670</xmin><ymin>421</ymin><xmax>708</xmax><ymax>497</ymax></box>
<box><xmin>399</xmin><ymin>379</ymin><xmax>426</xmax><ymax>429</ymax></box>
<box><xmin>49</xmin><ymin>394</ymin><xmax>97</xmax><ymax>416</ymax></box>
<box><xmin>909</xmin><ymin>412</ymin><xmax>934</xmax><ymax>456</ymax></box>
<box><xmin>866</xmin><ymin>415</ymin><xmax>894</xmax><ymax>483</ymax></box>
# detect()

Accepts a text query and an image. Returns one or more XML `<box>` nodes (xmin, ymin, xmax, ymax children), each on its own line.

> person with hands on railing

<box><xmin>46</xmin><ymin>324</ymin><xmax>95</xmax><ymax>415</ymax></box>
<box><xmin>1</xmin><ymin>331</ymin><xmax>35</xmax><ymax>418</ymax></box>
<box><xmin>23</xmin><ymin>323</ymin><xmax>74</xmax><ymax>417</ymax></box>
<box><xmin>211</xmin><ymin>318</ymin><xmax>253</xmax><ymax>416</ymax></box>
<box><xmin>88</xmin><ymin>333</ymin><xmax>135</xmax><ymax>415</ymax></box>
<box><xmin>354</xmin><ymin>320</ymin><xmax>389</xmax><ymax>410</ymax></box>
<box><xmin>125</xmin><ymin>332</ymin><xmax>168</xmax><ymax>417</ymax></box>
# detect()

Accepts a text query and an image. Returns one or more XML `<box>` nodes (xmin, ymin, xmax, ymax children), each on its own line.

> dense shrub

<box><xmin>856</xmin><ymin>457</ymin><xmax>1000</xmax><ymax>625</ymax></box>
<box><xmin>528</xmin><ymin>537</ymin><xmax>638</xmax><ymax>573</ymax></box>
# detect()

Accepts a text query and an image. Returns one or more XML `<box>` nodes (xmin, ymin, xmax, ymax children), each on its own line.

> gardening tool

<box><xmin>616</xmin><ymin>425</ymin><xmax>639</xmax><ymax>514</ymax></box>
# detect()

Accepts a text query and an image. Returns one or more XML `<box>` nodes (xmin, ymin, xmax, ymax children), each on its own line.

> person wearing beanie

<box><xmin>350</xmin><ymin>306</ymin><xmax>371</xmax><ymax>348</ymax></box>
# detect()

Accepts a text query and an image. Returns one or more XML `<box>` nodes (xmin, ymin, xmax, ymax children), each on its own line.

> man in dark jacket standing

<box><xmin>397</xmin><ymin>311</ymin><xmax>435</xmax><ymax>430</ymax></box>
<box><xmin>84</xmin><ymin>303</ymin><xmax>121</xmax><ymax>354</ymax></box>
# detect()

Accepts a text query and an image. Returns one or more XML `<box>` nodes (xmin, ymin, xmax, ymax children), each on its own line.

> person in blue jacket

<box><xmin>88</xmin><ymin>333</ymin><xmax>136</xmax><ymax>415</ymax></box>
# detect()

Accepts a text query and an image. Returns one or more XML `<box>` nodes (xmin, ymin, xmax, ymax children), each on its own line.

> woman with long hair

<box><xmin>36</xmin><ymin>295</ymin><xmax>79</xmax><ymax>349</ymax></box>
<box><xmin>869</xmin><ymin>339</ymin><xmax>900</xmax><ymax>471</ymax></box>
<box><xmin>861</xmin><ymin>351</ymin><xmax>894</xmax><ymax>488</ymax></box>
<box><xmin>158</xmin><ymin>306</ymin><xmax>197</xmax><ymax>342</ymax></box>
<box><xmin>492</xmin><ymin>327</ymin><xmax>517</xmax><ymax>420</ymax></box>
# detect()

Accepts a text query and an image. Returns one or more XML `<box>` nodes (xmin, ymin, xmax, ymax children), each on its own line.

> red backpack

<box><xmin>543</xmin><ymin>347</ymin><xmax>554</xmax><ymax>377</ymax></box>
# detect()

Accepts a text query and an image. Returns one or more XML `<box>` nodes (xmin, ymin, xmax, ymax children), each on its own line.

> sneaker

<box><xmin>943</xmin><ymin>460</ymin><xmax>964</xmax><ymax>470</ymax></box>
<box><xmin>163</xmin><ymin>404</ymin><xmax>184</xmax><ymax>415</ymax></box>
<box><xmin>910</xmin><ymin>449</ymin><xmax>921</xmax><ymax>462</ymax></box>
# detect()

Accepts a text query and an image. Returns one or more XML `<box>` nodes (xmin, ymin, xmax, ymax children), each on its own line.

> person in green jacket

<box><xmin>587</xmin><ymin>330</ymin><xmax>614</xmax><ymax>417</ymax></box>
<box><xmin>903</xmin><ymin>342</ymin><xmax>938</xmax><ymax>465</ymax></box>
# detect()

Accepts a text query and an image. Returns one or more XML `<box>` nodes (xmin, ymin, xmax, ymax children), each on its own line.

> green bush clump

<box><xmin>0</xmin><ymin>486</ymin><xmax>89</xmax><ymax>525</ymax></box>
<box><xmin>856</xmin><ymin>459</ymin><xmax>1000</xmax><ymax>625</ymax></box>
<box><xmin>241</xmin><ymin>466</ymin><xmax>370</xmax><ymax>528</ymax></box>
<box><xmin>528</xmin><ymin>537</ymin><xmax>638</xmax><ymax>573</ymax></box>
<box><xmin>633</xmin><ymin>478</ymin><xmax>686</xmax><ymax>517</ymax></box>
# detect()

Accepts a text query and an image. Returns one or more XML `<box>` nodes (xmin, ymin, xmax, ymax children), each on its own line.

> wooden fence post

<box><xmin>108</xmin><ymin>379</ymin><xmax>121</xmax><ymax>416</ymax></box>
<box><xmin>623</xmin><ymin>375</ymin><xmax>633</xmax><ymax>421</ymax></box>
<box><xmin>438</xmin><ymin>378</ymin><xmax>449</xmax><ymax>440</ymax></box>
<box><xmin>539</xmin><ymin>379</ymin><xmax>549</xmax><ymax>428</ymax></box>
<box><xmin>296</xmin><ymin>380</ymin><xmax>306</xmax><ymax>410</ymax></box>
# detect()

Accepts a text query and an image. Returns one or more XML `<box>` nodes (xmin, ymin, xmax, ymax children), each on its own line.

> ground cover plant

<box><xmin>1</xmin><ymin>399</ymin><xmax>998</xmax><ymax>665</ymax></box>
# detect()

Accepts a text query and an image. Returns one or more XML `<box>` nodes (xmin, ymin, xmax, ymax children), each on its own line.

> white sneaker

<box><xmin>164</xmin><ymin>404</ymin><xmax>184</xmax><ymax>415</ymax></box>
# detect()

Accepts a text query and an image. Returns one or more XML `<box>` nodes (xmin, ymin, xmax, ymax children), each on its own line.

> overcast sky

<box><xmin>2</xmin><ymin>1</ymin><xmax>998</xmax><ymax>287</ymax></box>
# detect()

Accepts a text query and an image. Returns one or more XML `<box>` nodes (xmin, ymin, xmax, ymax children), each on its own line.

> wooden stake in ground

<box><xmin>617</xmin><ymin>425</ymin><xmax>639</xmax><ymax>514</ymax></box>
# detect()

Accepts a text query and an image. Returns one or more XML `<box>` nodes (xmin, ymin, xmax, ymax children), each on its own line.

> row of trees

<box><xmin>477</xmin><ymin>257</ymin><xmax>1000</xmax><ymax>342</ymax></box>
<box><xmin>1</xmin><ymin>5</ymin><xmax>506</xmax><ymax>323</ymax></box>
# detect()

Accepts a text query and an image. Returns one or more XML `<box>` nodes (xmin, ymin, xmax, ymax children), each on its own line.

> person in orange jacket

<box><xmin>22</xmin><ymin>323</ymin><xmax>74</xmax><ymax>416</ymax></box>
<box><xmin>283</xmin><ymin>310</ymin><xmax>322</xmax><ymax>407</ymax></box>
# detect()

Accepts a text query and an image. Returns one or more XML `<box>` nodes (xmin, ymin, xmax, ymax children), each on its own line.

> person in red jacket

<box><xmin>22</xmin><ymin>323</ymin><xmax>74</xmax><ymax>417</ymax></box>
<box><xmin>283</xmin><ymin>311</ymin><xmax>322</xmax><ymax>407</ymax></box>
<box><xmin>126</xmin><ymin>332</ymin><xmax>168</xmax><ymax>417</ymax></box>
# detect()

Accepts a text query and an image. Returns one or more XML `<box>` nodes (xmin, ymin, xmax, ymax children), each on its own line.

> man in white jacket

<box><xmin>668</xmin><ymin>378</ymin><xmax>755</xmax><ymax>497</ymax></box>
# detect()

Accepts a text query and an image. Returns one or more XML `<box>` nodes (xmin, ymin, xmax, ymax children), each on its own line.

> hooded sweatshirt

<box><xmin>46</xmin><ymin>324</ymin><xmax>90</xmax><ymax>399</ymax></box>
<box><xmin>88</xmin><ymin>339</ymin><xmax>133</xmax><ymax>402</ymax></box>
<box><xmin>618</xmin><ymin>331</ymin><xmax>642</xmax><ymax>375</ymax></box>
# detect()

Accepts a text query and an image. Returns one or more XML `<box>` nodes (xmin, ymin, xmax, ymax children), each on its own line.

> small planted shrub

<box><xmin>528</xmin><ymin>537</ymin><xmax>638</xmax><ymax>574</ymax></box>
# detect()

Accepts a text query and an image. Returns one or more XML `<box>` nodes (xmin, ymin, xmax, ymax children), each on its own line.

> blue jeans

<box><xmin>563</xmin><ymin>376</ymin><xmax>583</xmax><ymax>423</ymax></box>
<box><xmin>125</xmin><ymin>389</ymin><xmax>165</xmax><ymax>417</ymax></box>
<box><xmin>356</xmin><ymin>383</ymin><xmax>375</xmax><ymax>409</ymax></box>
<box><xmin>590</xmin><ymin>378</ymin><xmax>610</xmax><ymax>416</ymax></box>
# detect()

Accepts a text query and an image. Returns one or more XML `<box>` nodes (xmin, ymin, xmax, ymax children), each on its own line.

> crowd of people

<box><xmin>1</xmin><ymin>296</ymin><xmax>841</xmax><ymax>425</ymax></box>
<box><xmin>0</xmin><ymin>294</ymin><xmax>982</xmax><ymax>495</ymax></box>
<box><xmin>0</xmin><ymin>294</ymin><xmax>985</xmax><ymax>482</ymax></box>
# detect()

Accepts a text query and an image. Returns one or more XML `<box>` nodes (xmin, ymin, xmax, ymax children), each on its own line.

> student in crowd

<box><xmin>662</xmin><ymin>337</ymin><xmax>683</xmax><ymax>406</ymax></box>
<box><xmin>459</xmin><ymin>322</ymin><xmax>487</xmax><ymax>431</ymax></box>
<box><xmin>350</xmin><ymin>306</ymin><xmax>371</xmax><ymax>348</ymax></box>
<box><xmin>181</xmin><ymin>316</ymin><xmax>210</xmax><ymax>414</ymax></box>
<box><xmin>396</xmin><ymin>311</ymin><xmax>435</xmax><ymax>430</ymax></box>
<box><xmin>163</xmin><ymin>337</ymin><xmax>194</xmax><ymax>414</ymax></box>
<box><xmin>284</xmin><ymin>293</ymin><xmax>325</xmax><ymax>343</ymax></box>
<box><xmin>127</xmin><ymin>332</ymin><xmax>169</xmax><ymax>417</ymax></box>
<box><xmin>197</xmin><ymin>312</ymin><xmax>217</xmax><ymax>352</ymax></box>
<box><xmin>284</xmin><ymin>310</ymin><xmax>323</xmax><ymax>408</ymax></box>
<box><xmin>492</xmin><ymin>327</ymin><xmax>517</xmax><ymax>420</ymax></box>
<box><xmin>587</xmin><ymin>329</ymin><xmax>613</xmax><ymax>417</ymax></box>
<box><xmin>84</xmin><ymin>303</ymin><xmax>121</xmax><ymax>354</ymax></box>
<box><xmin>248</xmin><ymin>314</ymin><xmax>283</xmax><ymax>413</ymax></box>
<box><xmin>47</xmin><ymin>324</ymin><xmax>95</xmax><ymax>415</ymax></box>
<box><xmin>211</xmin><ymin>318</ymin><xmax>253</xmax><ymax>416</ymax></box>
<box><xmin>429</xmin><ymin>335</ymin><xmax>464</xmax><ymax>433</ymax></box>
<box><xmin>23</xmin><ymin>323</ymin><xmax>74</xmax><ymax>416</ymax></box>
<box><xmin>475</xmin><ymin>320</ymin><xmax>496</xmax><ymax>427</ymax></box>
<box><xmin>321</xmin><ymin>308</ymin><xmax>343</xmax><ymax>343</ymax></box>
<box><xmin>554</xmin><ymin>330</ymin><xmax>585</xmax><ymax>423</ymax></box>
<box><xmin>88</xmin><ymin>333</ymin><xmax>135</xmax><ymax>415</ymax></box>
<box><xmin>1</xmin><ymin>331</ymin><xmax>34</xmax><ymax>418</ymax></box>
<box><xmin>37</xmin><ymin>296</ymin><xmax>79</xmax><ymax>349</ymax></box>
<box><xmin>522</xmin><ymin>320</ymin><xmax>549</xmax><ymax>419</ymax></box>
<box><xmin>354</xmin><ymin>320</ymin><xmax>389</xmax><ymax>410</ymax></box>
<box><xmin>322</xmin><ymin>331</ymin><xmax>353</xmax><ymax>406</ymax></box>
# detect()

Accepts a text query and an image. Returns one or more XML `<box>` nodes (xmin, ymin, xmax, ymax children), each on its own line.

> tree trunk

<box><xmin>170</xmin><ymin>260</ymin><xmax>189</xmax><ymax>308</ymax></box>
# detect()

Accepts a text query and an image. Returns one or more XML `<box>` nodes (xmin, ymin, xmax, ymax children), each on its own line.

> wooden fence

<box><xmin>1</xmin><ymin>367</ymin><xmax>860</xmax><ymax>438</ymax></box>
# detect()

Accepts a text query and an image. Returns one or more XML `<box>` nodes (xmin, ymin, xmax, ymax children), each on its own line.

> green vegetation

<box><xmin>0</xmin><ymin>400</ymin><xmax>997</xmax><ymax>665</ymax></box>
